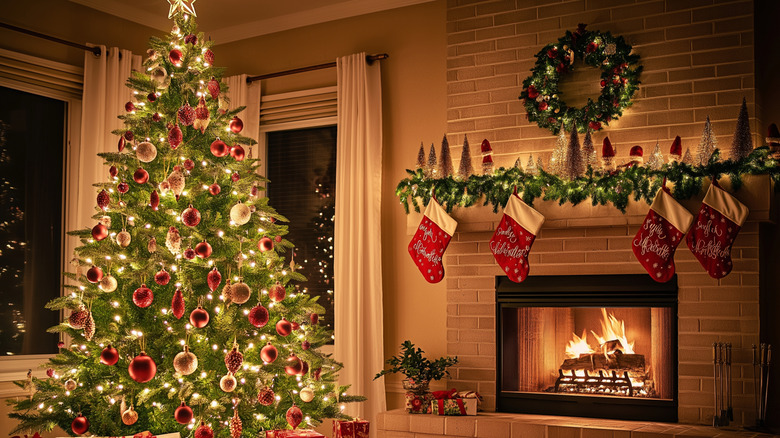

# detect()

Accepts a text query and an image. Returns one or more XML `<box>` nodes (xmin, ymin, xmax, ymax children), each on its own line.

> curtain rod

<box><xmin>246</xmin><ymin>53</ymin><xmax>388</xmax><ymax>83</ymax></box>
<box><xmin>0</xmin><ymin>22</ymin><xmax>102</xmax><ymax>56</ymax></box>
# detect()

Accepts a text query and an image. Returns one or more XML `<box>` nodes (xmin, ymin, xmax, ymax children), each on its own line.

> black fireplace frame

<box><xmin>495</xmin><ymin>274</ymin><xmax>678</xmax><ymax>422</ymax></box>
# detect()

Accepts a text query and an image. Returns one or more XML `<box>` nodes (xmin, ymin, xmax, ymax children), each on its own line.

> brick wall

<box><xmin>443</xmin><ymin>0</ymin><xmax>762</xmax><ymax>426</ymax></box>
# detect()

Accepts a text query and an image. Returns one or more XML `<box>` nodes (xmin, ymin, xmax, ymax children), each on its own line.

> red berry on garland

<box><xmin>195</xmin><ymin>241</ymin><xmax>212</xmax><ymax>258</ymax></box>
<box><xmin>276</xmin><ymin>318</ymin><xmax>292</xmax><ymax>336</ymax></box>
<box><xmin>207</xmin><ymin>77</ymin><xmax>220</xmax><ymax>99</ymax></box>
<box><xmin>257</xmin><ymin>386</ymin><xmax>275</xmax><ymax>406</ymax></box>
<box><xmin>269</xmin><ymin>281</ymin><xmax>286</xmax><ymax>302</ymax></box>
<box><xmin>100</xmin><ymin>345</ymin><xmax>119</xmax><ymax>365</ymax></box>
<box><xmin>154</xmin><ymin>268</ymin><xmax>171</xmax><ymax>285</ymax></box>
<box><xmin>150</xmin><ymin>190</ymin><xmax>160</xmax><ymax>210</ymax></box>
<box><xmin>204</xmin><ymin>49</ymin><xmax>215</xmax><ymax>65</ymax></box>
<box><xmin>257</xmin><ymin>237</ymin><xmax>273</xmax><ymax>252</ymax></box>
<box><xmin>589</xmin><ymin>121</ymin><xmax>602</xmax><ymax>131</ymax></box>
<box><xmin>128</xmin><ymin>352</ymin><xmax>157</xmax><ymax>383</ymax></box>
<box><xmin>71</xmin><ymin>414</ymin><xmax>90</xmax><ymax>435</ymax></box>
<box><xmin>178</xmin><ymin>102</ymin><xmax>196</xmax><ymax>126</ymax></box>
<box><xmin>190</xmin><ymin>306</ymin><xmax>210</xmax><ymax>328</ymax></box>
<box><xmin>182</xmin><ymin>204</ymin><xmax>201</xmax><ymax>227</ymax></box>
<box><xmin>125</xmin><ymin>101</ymin><xmax>135</xmax><ymax>112</ymax></box>
<box><xmin>225</xmin><ymin>346</ymin><xmax>244</xmax><ymax>373</ymax></box>
<box><xmin>302</xmin><ymin>340</ymin><xmax>310</xmax><ymax>350</ymax></box>
<box><xmin>118</xmin><ymin>136</ymin><xmax>126</xmax><ymax>152</ymax></box>
<box><xmin>117</xmin><ymin>181</ymin><xmax>129</xmax><ymax>194</ymax></box>
<box><xmin>86</xmin><ymin>265</ymin><xmax>103</xmax><ymax>283</ymax></box>
<box><xmin>124</xmin><ymin>130</ymin><xmax>134</xmax><ymax>141</ymax></box>
<box><xmin>310</xmin><ymin>313</ymin><xmax>319</xmax><ymax>325</ymax></box>
<box><xmin>168</xmin><ymin>123</ymin><xmax>183</xmax><ymax>148</ymax></box>
<box><xmin>229</xmin><ymin>116</ymin><xmax>243</xmax><ymax>133</ymax></box>
<box><xmin>169</xmin><ymin>49</ymin><xmax>183</xmax><ymax>66</ymax></box>
<box><xmin>286</xmin><ymin>404</ymin><xmax>303</xmax><ymax>429</ymax></box>
<box><xmin>152</xmin><ymin>112</ymin><xmax>162</xmax><ymax>122</ymax></box>
<box><xmin>183</xmin><ymin>159</ymin><xmax>195</xmax><ymax>171</ymax></box>
<box><xmin>231</xmin><ymin>172</ymin><xmax>240</xmax><ymax>182</ymax></box>
<box><xmin>184</xmin><ymin>246</ymin><xmax>196</xmax><ymax>259</ymax></box>
<box><xmin>133</xmin><ymin>168</ymin><xmax>149</xmax><ymax>184</ymax></box>
<box><xmin>195</xmin><ymin>422</ymin><xmax>214</xmax><ymax>438</ymax></box>
<box><xmin>539</xmin><ymin>101</ymin><xmax>549</xmax><ymax>111</ymax></box>
<box><xmin>527</xmin><ymin>85</ymin><xmax>539</xmax><ymax>99</ymax></box>
<box><xmin>97</xmin><ymin>189</ymin><xmax>110</xmax><ymax>210</ymax></box>
<box><xmin>109</xmin><ymin>165</ymin><xmax>118</xmax><ymax>178</ymax></box>
<box><xmin>248</xmin><ymin>304</ymin><xmax>269</xmax><ymax>327</ymax></box>
<box><xmin>207</xmin><ymin>267</ymin><xmax>221</xmax><ymax>292</ymax></box>
<box><xmin>147</xmin><ymin>92</ymin><xmax>157</xmax><ymax>102</ymax></box>
<box><xmin>210</xmin><ymin>139</ymin><xmax>229</xmax><ymax>157</ymax></box>
<box><xmin>260</xmin><ymin>342</ymin><xmax>278</xmax><ymax>363</ymax></box>
<box><xmin>133</xmin><ymin>284</ymin><xmax>154</xmax><ymax>308</ymax></box>
<box><xmin>230</xmin><ymin>144</ymin><xmax>245</xmax><ymax>161</ymax></box>
<box><xmin>209</xmin><ymin>182</ymin><xmax>221</xmax><ymax>195</ymax></box>
<box><xmin>184</xmin><ymin>34</ymin><xmax>197</xmax><ymax>44</ymax></box>
<box><xmin>586</xmin><ymin>41</ymin><xmax>598</xmax><ymax>53</ymax></box>
<box><xmin>171</xmin><ymin>288</ymin><xmax>185</xmax><ymax>319</ymax></box>
<box><xmin>174</xmin><ymin>402</ymin><xmax>193</xmax><ymax>424</ymax></box>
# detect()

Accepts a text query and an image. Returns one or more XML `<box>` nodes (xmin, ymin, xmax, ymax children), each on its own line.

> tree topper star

<box><xmin>168</xmin><ymin>0</ymin><xmax>197</xmax><ymax>18</ymax></box>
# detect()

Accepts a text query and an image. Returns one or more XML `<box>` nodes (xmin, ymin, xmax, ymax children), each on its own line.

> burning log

<box><xmin>560</xmin><ymin>353</ymin><xmax>646</xmax><ymax>373</ymax></box>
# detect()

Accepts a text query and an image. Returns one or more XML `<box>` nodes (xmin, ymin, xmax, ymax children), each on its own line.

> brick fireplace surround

<box><xmin>379</xmin><ymin>0</ymin><xmax>780</xmax><ymax>436</ymax></box>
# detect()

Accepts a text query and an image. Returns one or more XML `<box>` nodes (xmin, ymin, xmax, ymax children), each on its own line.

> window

<box><xmin>266</xmin><ymin>126</ymin><xmax>337</xmax><ymax>331</ymax></box>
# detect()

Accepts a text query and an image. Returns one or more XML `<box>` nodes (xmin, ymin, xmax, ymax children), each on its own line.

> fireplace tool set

<box><xmin>712</xmin><ymin>343</ymin><xmax>733</xmax><ymax>427</ymax></box>
<box><xmin>752</xmin><ymin>343</ymin><xmax>772</xmax><ymax>428</ymax></box>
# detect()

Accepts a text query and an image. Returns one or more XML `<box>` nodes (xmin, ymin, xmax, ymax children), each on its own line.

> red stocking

<box><xmin>489</xmin><ymin>192</ymin><xmax>545</xmax><ymax>283</ymax></box>
<box><xmin>686</xmin><ymin>182</ymin><xmax>748</xmax><ymax>279</ymax></box>
<box><xmin>632</xmin><ymin>187</ymin><xmax>693</xmax><ymax>282</ymax></box>
<box><xmin>408</xmin><ymin>197</ymin><xmax>457</xmax><ymax>283</ymax></box>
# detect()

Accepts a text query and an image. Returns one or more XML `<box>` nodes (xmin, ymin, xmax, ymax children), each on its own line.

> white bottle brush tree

<box><xmin>9</xmin><ymin>5</ymin><xmax>363</xmax><ymax>437</ymax></box>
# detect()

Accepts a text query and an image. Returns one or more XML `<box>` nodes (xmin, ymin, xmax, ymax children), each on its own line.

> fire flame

<box><xmin>565</xmin><ymin>331</ymin><xmax>595</xmax><ymax>359</ymax></box>
<box><xmin>564</xmin><ymin>308</ymin><xmax>635</xmax><ymax>359</ymax></box>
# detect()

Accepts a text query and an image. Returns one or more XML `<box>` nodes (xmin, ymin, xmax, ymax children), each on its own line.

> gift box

<box><xmin>266</xmin><ymin>430</ymin><xmax>325</xmax><ymax>438</ymax></box>
<box><xmin>333</xmin><ymin>418</ymin><xmax>370</xmax><ymax>438</ymax></box>
<box><xmin>404</xmin><ymin>392</ymin><xmax>433</xmax><ymax>414</ymax></box>
<box><xmin>430</xmin><ymin>397</ymin><xmax>478</xmax><ymax>416</ymax></box>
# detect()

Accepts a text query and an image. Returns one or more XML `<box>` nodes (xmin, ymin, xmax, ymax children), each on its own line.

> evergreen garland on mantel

<box><xmin>396</xmin><ymin>146</ymin><xmax>780</xmax><ymax>214</ymax></box>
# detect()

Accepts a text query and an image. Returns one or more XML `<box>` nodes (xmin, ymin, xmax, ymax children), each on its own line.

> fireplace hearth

<box><xmin>496</xmin><ymin>274</ymin><xmax>678</xmax><ymax>422</ymax></box>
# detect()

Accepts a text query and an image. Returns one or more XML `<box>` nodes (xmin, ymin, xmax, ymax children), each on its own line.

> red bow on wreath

<box><xmin>432</xmin><ymin>388</ymin><xmax>466</xmax><ymax>415</ymax></box>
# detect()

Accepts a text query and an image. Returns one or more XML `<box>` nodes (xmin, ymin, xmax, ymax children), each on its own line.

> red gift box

<box><xmin>333</xmin><ymin>419</ymin><xmax>370</xmax><ymax>438</ymax></box>
<box><xmin>266</xmin><ymin>430</ymin><xmax>325</xmax><ymax>438</ymax></box>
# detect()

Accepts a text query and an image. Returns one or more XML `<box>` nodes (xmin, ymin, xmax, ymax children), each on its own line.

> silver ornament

<box><xmin>230</xmin><ymin>202</ymin><xmax>251</xmax><ymax>225</ymax></box>
<box><xmin>136</xmin><ymin>142</ymin><xmax>158</xmax><ymax>163</ymax></box>
<box><xmin>99</xmin><ymin>275</ymin><xmax>118</xmax><ymax>292</ymax></box>
<box><xmin>116</xmin><ymin>230</ymin><xmax>131</xmax><ymax>247</ymax></box>
<box><xmin>173</xmin><ymin>346</ymin><xmax>198</xmax><ymax>375</ymax></box>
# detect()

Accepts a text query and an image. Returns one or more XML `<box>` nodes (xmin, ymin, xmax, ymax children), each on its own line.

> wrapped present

<box><xmin>429</xmin><ymin>388</ymin><xmax>478</xmax><ymax>416</ymax></box>
<box><xmin>404</xmin><ymin>391</ymin><xmax>433</xmax><ymax>414</ymax></box>
<box><xmin>266</xmin><ymin>430</ymin><xmax>325</xmax><ymax>438</ymax></box>
<box><xmin>333</xmin><ymin>418</ymin><xmax>370</xmax><ymax>438</ymax></box>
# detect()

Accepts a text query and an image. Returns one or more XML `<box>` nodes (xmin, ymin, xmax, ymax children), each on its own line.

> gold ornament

<box><xmin>116</xmin><ymin>230</ymin><xmax>131</xmax><ymax>247</ymax></box>
<box><xmin>167</xmin><ymin>167</ymin><xmax>186</xmax><ymax>198</ymax></box>
<box><xmin>220</xmin><ymin>373</ymin><xmax>237</xmax><ymax>392</ymax></box>
<box><xmin>222</xmin><ymin>280</ymin><xmax>233</xmax><ymax>305</ymax></box>
<box><xmin>299</xmin><ymin>386</ymin><xmax>315</xmax><ymax>403</ymax></box>
<box><xmin>173</xmin><ymin>346</ymin><xmax>198</xmax><ymax>375</ymax></box>
<box><xmin>99</xmin><ymin>275</ymin><xmax>118</xmax><ymax>292</ymax></box>
<box><xmin>229</xmin><ymin>407</ymin><xmax>242</xmax><ymax>438</ymax></box>
<box><xmin>64</xmin><ymin>379</ymin><xmax>77</xmax><ymax>391</ymax></box>
<box><xmin>136</xmin><ymin>142</ymin><xmax>158</xmax><ymax>163</ymax></box>
<box><xmin>122</xmin><ymin>406</ymin><xmax>138</xmax><ymax>425</ymax></box>
<box><xmin>230</xmin><ymin>202</ymin><xmax>251</xmax><ymax>225</ymax></box>
<box><xmin>230</xmin><ymin>281</ymin><xmax>251</xmax><ymax>305</ymax></box>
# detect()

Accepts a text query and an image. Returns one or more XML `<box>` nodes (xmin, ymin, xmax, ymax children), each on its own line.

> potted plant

<box><xmin>374</xmin><ymin>340</ymin><xmax>458</xmax><ymax>394</ymax></box>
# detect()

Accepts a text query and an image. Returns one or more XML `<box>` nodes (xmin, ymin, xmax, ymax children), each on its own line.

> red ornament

<box><xmin>195</xmin><ymin>241</ymin><xmax>212</xmax><ymax>258</ymax></box>
<box><xmin>291</xmin><ymin>321</ymin><xmax>300</xmax><ymax>330</ymax></box>
<box><xmin>556</xmin><ymin>62</ymin><xmax>565</xmax><ymax>73</ymax></box>
<box><xmin>133</xmin><ymin>168</ymin><xmax>149</xmax><ymax>184</ymax></box>
<box><xmin>150</xmin><ymin>190</ymin><xmax>160</xmax><ymax>210</ymax></box>
<box><xmin>313</xmin><ymin>367</ymin><xmax>322</xmax><ymax>381</ymax></box>
<box><xmin>251</xmin><ymin>185</ymin><xmax>259</xmax><ymax>197</ymax></box>
<box><xmin>602</xmin><ymin>137</ymin><xmax>616</xmax><ymax>158</ymax></box>
<box><xmin>128</xmin><ymin>352</ymin><xmax>157</xmax><ymax>383</ymax></box>
<box><xmin>147</xmin><ymin>92</ymin><xmax>157</xmax><ymax>102</ymax></box>
<box><xmin>195</xmin><ymin>422</ymin><xmax>214</xmax><ymax>438</ymax></box>
<box><xmin>86</xmin><ymin>265</ymin><xmax>103</xmax><ymax>283</ymax></box>
<box><xmin>174</xmin><ymin>402</ymin><xmax>193</xmax><ymax>424</ymax></box>
<box><xmin>97</xmin><ymin>189</ymin><xmax>110</xmax><ymax>210</ymax></box>
<box><xmin>274</xmin><ymin>235</ymin><xmax>282</xmax><ymax>243</ymax></box>
<box><xmin>183</xmin><ymin>159</ymin><xmax>195</xmax><ymax>171</ymax></box>
<box><xmin>302</xmin><ymin>340</ymin><xmax>310</xmax><ymax>350</ymax></box>
<box><xmin>133</xmin><ymin>284</ymin><xmax>154</xmax><ymax>308</ymax></box>
<box><xmin>207</xmin><ymin>77</ymin><xmax>220</xmax><ymax>99</ymax></box>
<box><xmin>152</xmin><ymin>112</ymin><xmax>162</xmax><ymax>122</ymax></box>
<box><xmin>257</xmin><ymin>237</ymin><xmax>273</xmax><ymax>252</ymax></box>
<box><xmin>210</xmin><ymin>139</ymin><xmax>229</xmax><ymax>157</ymax></box>
<box><xmin>100</xmin><ymin>345</ymin><xmax>119</xmax><ymax>365</ymax></box>
<box><xmin>248</xmin><ymin>305</ymin><xmax>269</xmax><ymax>327</ymax></box>
<box><xmin>230</xmin><ymin>144</ymin><xmax>245</xmax><ymax>161</ymax></box>
<box><xmin>276</xmin><ymin>318</ymin><xmax>292</xmax><ymax>336</ymax></box>
<box><xmin>586</xmin><ymin>41</ymin><xmax>598</xmax><ymax>53</ymax></box>
<box><xmin>178</xmin><ymin>102</ymin><xmax>196</xmax><ymax>126</ymax></box>
<box><xmin>600</xmin><ymin>79</ymin><xmax>607</xmax><ymax>87</ymax></box>
<box><xmin>182</xmin><ymin>204</ymin><xmax>201</xmax><ymax>227</ymax></box>
<box><xmin>229</xmin><ymin>116</ymin><xmax>243</xmax><ymax>133</ymax></box>
<box><xmin>117</xmin><ymin>182</ymin><xmax>129</xmax><ymax>194</ymax></box>
<box><xmin>285</xmin><ymin>354</ymin><xmax>303</xmax><ymax>376</ymax></box>
<box><xmin>269</xmin><ymin>282</ymin><xmax>286</xmax><ymax>302</ymax></box>
<box><xmin>207</xmin><ymin>267</ymin><xmax>222</xmax><ymax>292</ymax></box>
<box><xmin>260</xmin><ymin>343</ymin><xmax>278</xmax><ymax>363</ymax></box>
<box><xmin>184</xmin><ymin>247</ymin><xmax>196</xmax><ymax>259</ymax></box>
<box><xmin>169</xmin><ymin>49</ymin><xmax>183</xmax><ymax>66</ymax></box>
<box><xmin>71</xmin><ymin>415</ymin><xmax>90</xmax><ymax>435</ymax></box>
<box><xmin>172</xmin><ymin>288</ymin><xmax>185</xmax><ymax>319</ymax></box>
<box><xmin>299</xmin><ymin>360</ymin><xmax>309</xmax><ymax>376</ymax></box>
<box><xmin>527</xmin><ymin>85</ymin><xmax>539</xmax><ymax>99</ymax></box>
<box><xmin>670</xmin><ymin>135</ymin><xmax>683</xmax><ymax>157</ymax></box>
<box><xmin>190</xmin><ymin>306</ymin><xmax>210</xmax><ymax>328</ymax></box>
<box><xmin>209</xmin><ymin>183</ymin><xmax>221</xmax><ymax>195</ymax></box>
<box><xmin>310</xmin><ymin>313</ymin><xmax>319</xmax><ymax>325</ymax></box>
<box><xmin>589</xmin><ymin>121</ymin><xmax>602</xmax><ymax>131</ymax></box>
<box><xmin>204</xmin><ymin>49</ymin><xmax>215</xmax><ymax>65</ymax></box>
<box><xmin>125</xmin><ymin>101</ymin><xmax>135</xmax><ymax>112</ymax></box>
<box><xmin>46</xmin><ymin>368</ymin><xmax>55</xmax><ymax>377</ymax></box>
<box><xmin>168</xmin><ymin>123</ymin><xmax>183</xmax><ymax>148</ymax></box>
<box><xmin>109</xmin><ymin>165</ymin><xmax>118</xmax><ymax>178</ymax></box>
<box><xmin>184</xmin><ymin>34</ymin><xmax>197</xmax><ymax>44</ymax></box>
<box><xmin>231</xmin><ymin>172</ymin><xmax>240</xmax><ymax>182</ymax></box>
<box><xmin>118</xmin><ymin>136</ymin><xmax>126</xmax><ymax>152</ymax></box>
<box><xmin>538</xmin><ymin>101</ymin><xmax>548</xmax><ymax>111</ymax></box>
<box><xmin>286</xmin><ymin>404</ymin><xmax>303</xmax><ymax>429</ymax></box>
<box><xmin>124</xmin><ymin>130</ymin><xmax>134</xmax><ymax>141</ymax></box>
<box><xmin>154</xmin><ymin>268</ymin><xmax>171</xmax><ymax>285</ymax></box>
<box><xmin>547</xmin><ymin>48</ymin><xmax>558</xmax><ymax>58</ymax></box>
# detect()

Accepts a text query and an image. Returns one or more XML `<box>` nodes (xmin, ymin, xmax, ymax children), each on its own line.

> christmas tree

<box><xmin>457</xmin><ymin>135</ymin><xmax>474</xmax><ymax>179</ymax></box>
<box><xmin>438</xmin><ymin>134</ymin><xmax>453</xmax><ymax>177</ymax></box>
<box><xmin>426</xmin><ymin>143</ymin><xmax>437</xmax><ymax>178</ymax></box>
<box><xmin>9</xmin><ymin>6</ymin><xmax>361</xmax><ymax>436</ymax></box>
<box><xmin>730</xmin><ymin>97</ymin><xmax>753</xmax><ymax>160</ymax></box>
<box><xmin>696</xmin><ymin>116</ymin><xmax>718</xmax><ymax>166</ymax></box>
<box><xmin>581</xmin><ymin>130</ymin><xmax>597</xmax><ymax>170</ymax></box>
<box><xmin>549</xmin><ymin>127</ymin><xmax>567</xmax><ymax>176</ymax></box>
<box><xmin>563</xmin><ymin>125</ymin><xmax>584</xmax><ymax>180</ymax></box>
<box><xmin>645</xmin><ymin>141</ymin><xmax>664</xmax><ymax>170</ymax></box>
<box><xmin>416</xmin><ymin>142</ymin><xmax>425</xmax><ymax>169</ymax></box>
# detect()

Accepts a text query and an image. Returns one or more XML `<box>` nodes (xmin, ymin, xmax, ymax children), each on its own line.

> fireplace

<box><xmin>496</xmin><ymin>274</ymin><xmax>678</xmax><ymax>422</ymax></box>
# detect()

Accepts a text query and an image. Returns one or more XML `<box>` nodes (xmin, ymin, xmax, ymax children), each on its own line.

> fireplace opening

<box><xmin>496</xmin><ymin>274</ymin><xmax>678</xmax><ymax>422</ymax></box>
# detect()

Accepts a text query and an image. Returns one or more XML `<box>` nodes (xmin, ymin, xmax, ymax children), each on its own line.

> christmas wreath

<box><xmin>519</xmin><ymin>24</ymin><xmax>642</xmax><ymax>135</ymax></box>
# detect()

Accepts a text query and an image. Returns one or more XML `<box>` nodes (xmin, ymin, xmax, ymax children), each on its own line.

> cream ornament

<box><xmin>64</xmin><ymin>379</ymin><xmax>77</xmax><ymax>391</ymax></box>
<box><xmin>166</xmin><ymin>226</ymin><xmax>182</xmax><ymax>255</ymax></box>
<box><xmin>299</xmin><ymin>386</ymin><xmax>315</xmax><ymax>403</ymax></box>
<box><xmin>230</xmin><ymin>202</ymin><xmax>251</xmax><ymax>225</ymax></box>
<box><xmin>167</xmin><ymin>166</ymin><xmax>186</xmax><ymax>199</ymax></box>
<box><xmin>136</xmin><ymin>142</ymin><xmax>158</xmax><ymax>163</ymax></box>
<box><xmin>220</xmin><ymin>373</ymin><xmax>237</xmax><ymax>392</ymax></box>
<box><xmin>99</xmin><ymin>275</ymin><xmax>118</xmax><ymax>292</ymax></box>
<box><xmin>229</xmin><ymin>281</ymin><xmax>251</xmax><ymax>305</ymax></box>
<box><xmin>173</xmin><ymin>346</ymin><xmax>198</xmax><ymax>375</ymax></box>
<box><xmin>121</xmin><ymin>406</ymin><xmax>138</xmax><ymax>425</ymax></box>
<box><xmin>116</xmin><ymin>230</ymin><xmax>131</xmax><ymax>247</ymax></box>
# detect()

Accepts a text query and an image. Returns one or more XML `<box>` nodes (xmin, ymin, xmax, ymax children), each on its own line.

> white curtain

<box><xmin>334</xmin><ymin>53</ymin><xmax>385</xmax><ymax>427</ymax></box>
<box><xmin>225</xmin><ymin>74</ymin><xmax>261</xmax><ymax>151</ymax></box>
<box><xmin>74</xmin><ymin>46</ymin><xmax>141</xmax><ymax>233</ymax></box>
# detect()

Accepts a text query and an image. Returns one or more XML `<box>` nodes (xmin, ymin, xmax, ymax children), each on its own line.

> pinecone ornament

<box><xmin>178</xmin><ymin>102</ymin><xmax>196</xmax><ymax>126</ymax></box>
<box><xmin>207</xmin><ymin>77</ymin><xmax>220</xmax><ymax>99</ymax></box>
<box><xmin>222</xmin><ymin>280</ymin><xmax>233</xmax><ymax>305</ymax></box>
<box><xmin>257</xmin><ymin>386</ymin><xmax>275</xmax><ymax>406</ymax></box>
<box><xmin>83</xmin><ymin>311</ymin><xmax>95</xmax><ymax>341</ymax></box>
<box><xmin>97</xmin><ymin>189</ymin><xmax>110</xmax><ymax>210</ymax></box>
<box><xmin>168</xmin><ymin>123</ymin><xmax>183</xmax><ymax>148</ymax></box>
<box><xmin>225</xmin><ymin>346</ymin><xmax>243</xmax><ymax>373</ymax></box>
<box><xmin>193</xmin><ymin>97</ymin><xmax>210</xmax><ymax>133</ymax></box>
<box><xmin>167</xmin><ymin>166</ymin><xmax>186</xmax><ymax>199</ymax></box>
<box><xmin>171</xmin><ymin>288</ymin><xmax>185</xmax><ymax>319</ymax></box>
<box><xmin>230</xmin><ymin>408</ymin><xmax>242</xmax><ymax>438</ymax></box>
<box><xmin>204</xmin><ymin>49</ymin><xmax>215</xmax><ymax>66</ymax></box>
<box><xmin>166</xmin><ymin>226</ymin><xmax>182</xmax><ymax>255</ymax></box>
<box><xmin>69</xmin><ymin>307</ymin><xmax>89</xmax><ymax>329</ymax></box>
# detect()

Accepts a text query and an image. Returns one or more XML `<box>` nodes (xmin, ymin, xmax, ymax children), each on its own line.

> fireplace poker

<box><xmin>713</xmin><ymin>342</ymin><xmax>720</xmax><ymax>427</ymax></box>
<box><xmin>762</xmin><ymin>345</ymin><xmax>771</xmax><ymax>422</ymax></box>
<box><xmin>718</xmin><ymin>343</ymin><xmax>728</xmax><ymax>426</ymax></box>
<box><xmin>726</xmin><ymin>343</ymin><xmax>733</xmax><ymax>421</ymax></box>
<box><xmin>753</xmin><ymin>344</ymin><xmax>759</xmax><ymax>424</ymax></box>
<box><xmin>758</xmin><ymin>343</ymin><xmax>766</xmax><ymax>426</ymax></box>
